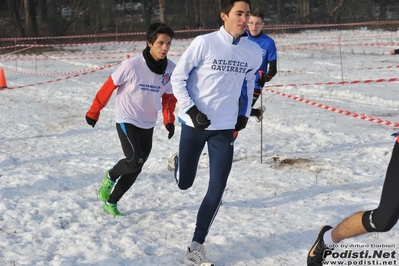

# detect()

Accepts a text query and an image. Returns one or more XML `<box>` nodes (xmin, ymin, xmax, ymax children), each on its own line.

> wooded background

<box><xmin>0</xmin><ymin>0</ymin><xmax>398</xmax><ymax>38</ymax></box>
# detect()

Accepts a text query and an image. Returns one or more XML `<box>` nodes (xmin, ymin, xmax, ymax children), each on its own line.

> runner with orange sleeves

<box><xmin>85</xmin><ymin>22</ymin><xmax>177</xmax><ymax>217</ymax></box>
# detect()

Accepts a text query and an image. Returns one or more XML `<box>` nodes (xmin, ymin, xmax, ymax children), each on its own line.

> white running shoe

<box><xmin>183</xmin><ymin>245</ymin><xmax>214</xmax><ymax>266</ymax></box>
<box><xmin>166</xmin><ymin>151</ymin><xmax>178</xmax><ymax>172</ymax></box>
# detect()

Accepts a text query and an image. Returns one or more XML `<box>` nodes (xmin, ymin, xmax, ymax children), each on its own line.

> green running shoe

<box><xmin>98</xmin><ymin>170</ymin><xmax>115</xmax><ymax>202</ymax></box>
<box><xmin>103</xmin><ymin>202</ymin><xmax>123</xmax><ymax>217</ymax></box>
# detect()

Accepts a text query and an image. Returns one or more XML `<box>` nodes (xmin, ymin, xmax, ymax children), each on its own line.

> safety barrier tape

<box><xmin>1</xmin><ymin>65</ymin><xmax>396</xmax><ymax>91</ymax></box>
<box><xmin>1</xmin><ymin>61</ymin><xmax>397</xmax><ymax>129</ymax></box>
<box><xmin>2</xmin><ymin>62</ymin><xmax>120</xmax><ymax>76</ymax></box>
<box><xmin>1</xmin><ymin>32</ymin><xmax>395</xmax><ymax>54</ymax></box>
<box><xmin>264</xmin><ymin>88</ymin><xmax>399</xmax><ymax>128</ymax></box>
<box><xmin>2</xmin><ymin>54</ymin><xmax>127</xmax><ymax>62</ymax></box>
<box><xmin>0</xmin><ymin>62</ymin><xmax>120</xmax><ymax>90</ymax></box>
<box><xmin>263</xmin><ymin>20</ymin><xmax>399</xmax><ymax>30</ymax></box>
<box><xmin>1</xmin><ymin>20</ymin><xmax>398</xmax><ymax>42</ymax></box>
<box><xmin>2</xmin><ymin>52</ymin><xmax>184</xmax><ymax>62</ymax></box>
<box><xmin>277</xmin><ymin>42</ymin><xmax>399</xmax><ymax>49</ymax></box>
<box><xmin>0</xmin><ymin>31</ymin><xmax>148</xmax><ymax>42</ymax></box>
<box><xmin>274</xmin><ymin>31</ymin><xmax>399</xmax><ymax>42</ymax></box>
<box><xmin>1</xmin><ymin>48</ymin><xmax>185</xmax><ymax>61</ymax></box>
<box><xmin>1</xmin><ymin>46</ymin><xmax>35</xmax><ymax>56</ymax></box>
<box><xmin>278</xmin><ymin>64</ymin><xmax>399</xmax><ymax>74</ymax></box>
<box><xmin>0</xmin><ymin>37</ymin><xmax>195</xmax><ymax>51</ymax></box>
<box><xmin>0</xmin><ymin>41</ymin><xmax>140</xmax><ymax>50</ymax></box>
<box><xmin>265</xmin><ymin>77</ymin><xmax>399</xmax><ymax>89</ymax></box>
<box><xmin>2</xmin><ymin>38</ymin><xmax>396</xmax><ymax>53</ymax></box>
<box><xmin>0</xmin><ymin>28</ymin><xmax>210</xmax><ymax>42</ymax></box>
<box><xmin>1</xmin><ymin>49</ymin><xmax>140</xmax><ymax>59</ymax></box>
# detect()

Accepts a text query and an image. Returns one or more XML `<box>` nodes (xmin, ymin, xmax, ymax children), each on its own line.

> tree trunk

<box><xmin>326</xmin><ymin>0</ymin><xmax>346</xmax><ymax>23</ymax></box>
<box><xmin>24</xmin><ymin>0</ymin><xmax>38</xmax><ymax>36</ymax></box>
<box><xmin>158</xmin><ymin>0</ymin><xmax>165</xmax><ymax>23</ymax></box>
<box><xmin>24</xmin><ymin>0</ymin><xmax>37</xmax><ymax>36</ymax></box>
<box><xmin>141</xmin><ymin>0</ymin><xmax>152</xmax><ymax>25</ymax></box>
<box><xmin>276</xmin><ymin>0</ymin><xmax>283</xmax><ymax>24</ymax></box>
<box><xmin>47</xmin><ymin>0</ymin><xmax>56</xmax><ymax>16</ymax></box>
<box><xmin>197</xmin><ymin>0</ymin><xmax>201</xmax><ymax>28</ymax></box>
<box><xmin>298</xmin><ymin>0</ymin><xmax>310</xmax><ymax>23</ymax></box>
<box><xmin>379</xmin><ymin>0</ymin><xmax>387</xmax><ymax>21</ymax></box>
<box><xmin>38</xmin><ymin>0</ymin><xmax>48</xmax><ymax>23</ymax></box>
<box><xmin>62</xmin><ymin>6</ymin><xmax>89</xmax><ymax>35</ymax></box>
<box><xmin>8</xmin><ymin>0</ymin><xmax>25</xmax><ymax>37</ymax></box>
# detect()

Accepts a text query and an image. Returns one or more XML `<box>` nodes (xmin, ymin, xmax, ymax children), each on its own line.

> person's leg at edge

<box><xmin>329</xmin><ymin>138</ymin><xmax>399</xmax><ymax>244</ymax></box>
<box><xmin>191</xmin><ymin>129</ymin><xmax>234</xmax><ymax>246</ymax></box>
<box><xmin>328</xmin><ymin>212</ymin><xmax>367</xmax><ymax>244</ymax></box>
<box><xmin>309</xmin><ymin>138</ymin><xmax>399</xmax><ymax>265</ymax></box>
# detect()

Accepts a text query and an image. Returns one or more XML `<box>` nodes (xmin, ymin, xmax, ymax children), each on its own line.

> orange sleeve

<box><xmin>161</xmin><ymin>93</ymin><xmax>177</xmax><ymax>126</ymax></box>
<box><xmin>86</xmin><ymin>76</ymin><xmax>118</xmax><ymax>121</ymax></box>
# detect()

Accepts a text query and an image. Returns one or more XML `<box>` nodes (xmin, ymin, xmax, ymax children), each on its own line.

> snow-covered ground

<box><xmin>0</xmin><ymin>28</ymin><xmax>399</xmax><ymax>265</ymax></box>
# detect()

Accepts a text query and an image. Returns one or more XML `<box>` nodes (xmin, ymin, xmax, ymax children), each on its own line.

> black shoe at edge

<box><xmin>307</xmin><ymin>225</ymin><xmax>333</xmax><ymax>266</ymax></box>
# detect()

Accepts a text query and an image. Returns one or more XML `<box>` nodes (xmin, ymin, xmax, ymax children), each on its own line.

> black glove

<box><xmin>165</xmin><ymin>123</ymin><xmax>175</xmax><ymax>139</ymax></box>
<box><xmin>265</xmin><ymin>74</ymin><xmax>273</xmax><ymax>81</ymax></box>
<box><xmin>256</xmin><ymin>75</ymin><xmax>267</xmax><ymax>88</ymax></box>
<box><xmin>186</xmin><ymin>105</ymin><xmax>211</xmax><ymax>131</ymax></box>
<box><xmin>256</xmin><ymin>74</ymin><xmax>273</xmax><ymax>88</ymax></box>
<box><xmin>86</xmin><ymin>115</ymin><xmax>97</xmax><ymax>128</ymax></box>
<box><xmin>235</xmin><ymin>116</ymin><xmax>248</xmax><ymax>131</ymax></box>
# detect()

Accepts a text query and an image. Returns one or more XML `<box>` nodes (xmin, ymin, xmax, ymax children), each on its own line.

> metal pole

<box><xmin>260</xmin><ymin>90</ymin><xmax>263</xmax><ymax>163</ymax></box>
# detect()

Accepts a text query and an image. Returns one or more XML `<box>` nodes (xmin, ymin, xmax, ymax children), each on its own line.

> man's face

<box><xmin>247</xmin><ymin>15</ymin><xmax>263</xmax><ymax>36</ymax></box>
<box><xmin>148</xmin><ymin>33</ymin><xmax>172</xmax><ymax>61</ymax></box>
<box><xmin>221</xmin><ymin>1</ymin><xmax>250</xmax><ymax>40</ymax></box>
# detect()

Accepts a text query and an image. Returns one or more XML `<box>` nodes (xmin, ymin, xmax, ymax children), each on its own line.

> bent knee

<box><xmin>374</xmin><ymin>220</ymin><xmax>396</xmax><ymax>232</ymax></box>
<box><xmin>176</xmin><ymin>172</ymin><xmax>194</xmax><ymax>190</ymax></box>
<box><xmin>178</xmin><ymin>183</ymin><xmax>192</xmax><ymax>190</ymax></box>
<box><xmin>125</xmin><ymin>158</ymin><xmax>144</xmax><ymax>171</ymax></box>
<box><xmin>363</xmin><ymin>210</ymin><xmax>398</xmax><ymax>232</ymax></box>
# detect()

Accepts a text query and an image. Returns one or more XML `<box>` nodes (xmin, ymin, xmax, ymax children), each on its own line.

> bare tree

<box><xmin>6</xmin><ymin>0</ymin><xmax>24</xmax><ymax>37</ymax></box>
<box><xmin>61</xmin><ymin>0</ymin><xmax>90</xmax><ymax>34</ymax></box>
<box><xmin>325</xmin><ymin>0</ymin><xmax>346</xmax><ymax>22</ymax></box>
<box><xmin>379</xmin><ymin>0</ymin><xmax>387</xmax><ymax>20</ymax></box>
<box><xmin>141</xmin><ymin>0</ymin><xmax>153</xmax><ymax>25</ymax></box>
<box><xmin>298</xmin><ymin>0</ymin><xmax>310</xmax><ymax>23</ymax></box>
<box><xmin>158</xmin><ymin>0</ymin><xmax>165</xmax><ymax>23</ymax></box>
<box><xmin>3</xmin><ymin>0</ymin><xmax>399</xmax><ymax>39</ymax></box>
<box><xmin>184</xmin><ymin>0</ymin><xmax>193</xmax><ymax>28</ymax></box>
<box><xmin>38</xmin><ymin>0</ymin><xmax>48</xmax><ymax>23</ymax></box>
<box><xmin>275</xmin><ymin>0</ymin><xmax>284</xmax><ymax>24</ymax></box>
<box><xmin>24</xmin><ymin>0</ymin><xmax>38</xmax><ymax>36</ymax></box>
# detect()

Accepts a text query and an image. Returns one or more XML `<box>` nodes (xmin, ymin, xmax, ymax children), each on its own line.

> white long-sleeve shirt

<box><xmin>171</xmin><ymin>26</ymin><xmax>262</xmax><ymax>130</ymax></box>
<box><xmin>112</xmin><ymin>55</ymin><xmax>175</xmax><ymax>128</ymax></box>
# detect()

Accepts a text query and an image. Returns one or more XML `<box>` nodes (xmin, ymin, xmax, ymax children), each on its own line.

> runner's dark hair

<box><xmin>146</xmin><ymin>22</ymin><xmax>175</xmax><ymax>45</ymax></box>
<box><xmin>220</xmin><ymin>0</ymin><xmax>251</xmax><ymax>15</ymax></box>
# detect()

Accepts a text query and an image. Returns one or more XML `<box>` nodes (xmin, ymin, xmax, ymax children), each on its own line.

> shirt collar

<box><xmin>219</xmin><ymin>26</ymin><xmax>248</xmax><ymax>45</ymax></box>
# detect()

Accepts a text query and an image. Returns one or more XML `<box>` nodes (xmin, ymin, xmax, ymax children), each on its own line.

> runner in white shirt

<box><xmin>86</xmin><ymin>22</ymin><xmax>177</xmax><ymax>217</ymax></box>
<box><xmin>168</xmin><ymin>1</ymin><xmax>262</xmax><ymax>265</ymax></box>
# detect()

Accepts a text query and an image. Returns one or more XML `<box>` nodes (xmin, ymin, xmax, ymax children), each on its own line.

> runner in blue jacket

<box><xmin>246</xmin><ymin>8</ymin><xmax>277</xmax><ymax>122</ymax></box>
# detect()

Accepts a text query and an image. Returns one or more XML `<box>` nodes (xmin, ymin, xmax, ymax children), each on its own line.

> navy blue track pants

<box><xmin>175</xmin><ymin>124</ymin><xmax>234</xmax><ymax>244</ymax></box>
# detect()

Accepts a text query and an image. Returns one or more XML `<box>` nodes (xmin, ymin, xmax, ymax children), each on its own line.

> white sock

<box><xmin>189</xmin><ymin>241</ymin><xmax>201</xmax><ymax>251</ymax></box>
<box><xmin>323</xmin><ymin>228</ymin><xmax>337</xmax><ymax>249</ymax></box>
